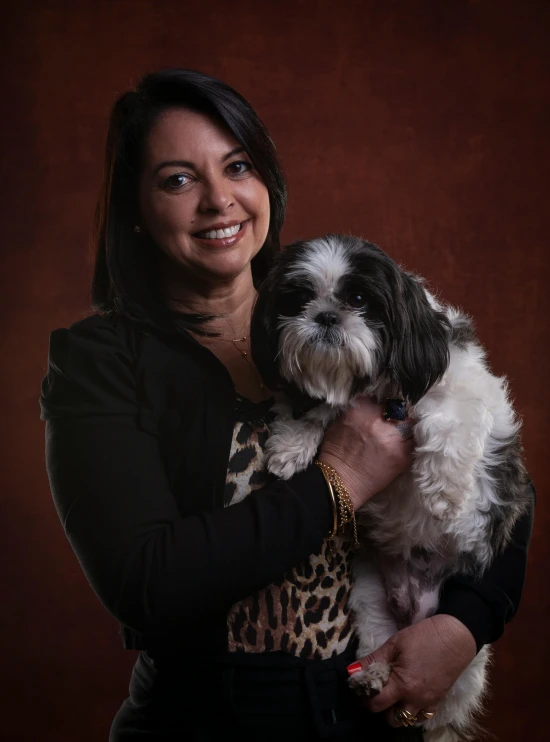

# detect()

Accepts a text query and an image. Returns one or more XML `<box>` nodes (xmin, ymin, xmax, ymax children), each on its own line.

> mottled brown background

<box><xmin>1</xmin><ymin>0</ymin><xmax>548</xmax><ymax>739</ymax></box>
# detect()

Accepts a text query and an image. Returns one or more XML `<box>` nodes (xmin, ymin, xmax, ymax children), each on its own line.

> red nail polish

<box><xmin>346</xmin><ymin>661</ymin><xmax>362</xmax><ymax>675</ymax></box>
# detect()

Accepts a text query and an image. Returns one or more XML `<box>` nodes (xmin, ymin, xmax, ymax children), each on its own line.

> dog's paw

<box><xmin>264</xmin><ymin>432</ymin><xmax>317</xmax><ymax>479</ymax></box>
<box><xmin>348</xmin><ymin>662</ymin><xmax>392</xmax><ymax>697</ymax></box>
<box><xmin>265</xmin><ymin>443</ymin><xmax>311</xmax><ymax>479</ymax></box>
<box><xmin>266</xmin><ymin>452</ymin><xmax>303</xmax><ymax>480</ymax></box>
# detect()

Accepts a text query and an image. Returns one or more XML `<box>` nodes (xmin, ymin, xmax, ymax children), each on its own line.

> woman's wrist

<box><xmin>316</xmin><ymin>451</ymin><xmax>374</xmax><ymax>511</ymax></box>
<box><xmin>315</xmin><ymin>462</ymin><xmax>339</xmax><ymax>537</ymax></box>
<box><xmin>315</xmin><ymin>459</ymin><xmax>360</xmax><ymax>548</ymax></box>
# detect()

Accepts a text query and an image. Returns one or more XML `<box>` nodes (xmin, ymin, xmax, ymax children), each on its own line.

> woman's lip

<box><xmin>192</xmin><ymin>220</ymin><xmax>249</xmax><ymax>248</ymax></box>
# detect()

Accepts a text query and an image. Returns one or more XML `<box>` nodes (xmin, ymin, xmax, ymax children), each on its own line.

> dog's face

<box><xmin>251</xmin><ymin>235</ymin><xmax>450</xmax><ymax>405</ymax></box>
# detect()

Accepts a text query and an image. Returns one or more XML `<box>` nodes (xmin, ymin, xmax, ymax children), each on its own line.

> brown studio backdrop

<box><xmin>1</xmin><ymin>1</ymin><xmax>548</xmax><ymax>739</ymax></box>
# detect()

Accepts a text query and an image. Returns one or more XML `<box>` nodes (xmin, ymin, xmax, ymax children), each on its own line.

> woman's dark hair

<box><xmin>92</xmin><ymin>68</ymin><xmax>287</xmax><ymax>334</ymax></box>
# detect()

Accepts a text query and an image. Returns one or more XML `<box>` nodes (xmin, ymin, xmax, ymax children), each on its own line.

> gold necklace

<box><xmin>195</xmin><ymin>315</ymin><xmax>266</xmax><ymax>394</ymax></box>
<box><xmin>219</xmin><ymin>332</ymin><xmax>265</xmax><ymax>391</ymax></box>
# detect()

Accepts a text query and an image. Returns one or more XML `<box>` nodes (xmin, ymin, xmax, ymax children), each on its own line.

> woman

<box><xmin>40</xmin><ymin>69</ymin><xmax>533</xmax><ymax>741</ymax></box>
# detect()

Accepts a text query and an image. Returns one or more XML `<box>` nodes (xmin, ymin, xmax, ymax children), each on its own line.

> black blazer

<box><xmin>40</xmin><ymin>313</ymin><xmax>332</xmax><ymax>654</ymax></box>
<box><xmin>40</xmin><ymin>313</ymin><xmax>534</xmax><ymax>654</ymax></box>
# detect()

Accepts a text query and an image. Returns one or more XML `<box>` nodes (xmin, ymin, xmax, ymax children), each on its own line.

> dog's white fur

<box><xmin>255</xmin><ymin>235</ymin><xmax>528</xmax><ymax>739</ymax></box>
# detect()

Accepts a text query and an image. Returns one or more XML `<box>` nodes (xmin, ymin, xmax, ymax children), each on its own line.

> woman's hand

<box><xmin>319</xmin><ymin>395</ymin><xmax>414</xmax><ymax>510</ymax></box>
<box><xmin>350</xmin><ymin>614</ymin><xmax>477</xmax><ymax>726</ymax></box>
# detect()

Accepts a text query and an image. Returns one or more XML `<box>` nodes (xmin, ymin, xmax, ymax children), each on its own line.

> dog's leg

<box><xmin>348</xmin><ymin>550</ymin><xmax>448</xmax><ymax>698</ymax></box>
<box><xmin>347</xmin><ymin>552</ymin><xmax>397</xmax><ymax>697</ymax></box>
<box><xmin>265</xmin><ymin>402</ymin><xmax>335</xmax><ymax>480</ymax></box>
<box><xmin>379</xmin><ymin>549</ymin><xmax>448</xmax><ymax>627</ymax></box>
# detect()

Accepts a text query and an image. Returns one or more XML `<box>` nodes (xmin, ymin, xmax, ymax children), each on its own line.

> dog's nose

<box><xmin>315</xmin><ymin>311</ymin><xmax>340</xmax><ymax>327</ymax></box>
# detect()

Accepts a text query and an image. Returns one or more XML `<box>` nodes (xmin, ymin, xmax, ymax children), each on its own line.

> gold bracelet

<box><xmin>315</xmin><ymin>461</ymin><xmax>339</xmax><ymax>538</ymax></box>
<box><xmin>315</xmin><ymin>461</ymin><xmax>360</xmax><ymax>549</ymax></box>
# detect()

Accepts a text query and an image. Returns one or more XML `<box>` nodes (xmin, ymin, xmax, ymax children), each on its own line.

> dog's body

<box><xmin>251</xmin><ymin>235</ymin><xmax>530</xmax><ymax>740</ymax></box>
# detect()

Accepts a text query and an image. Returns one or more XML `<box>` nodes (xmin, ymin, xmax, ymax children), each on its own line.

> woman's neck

<box><xmin>163</xmin><ymin>266</ymin><xmax>270</xmax><ymax>401</ymax></box>
<box><xmin>163</xmin><ymin>266</ymin><xmax>257</xmax><ymax>338</ymax></box>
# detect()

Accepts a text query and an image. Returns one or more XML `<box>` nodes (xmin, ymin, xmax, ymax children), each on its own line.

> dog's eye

<box><xmin>280</xmin><ymin>289</ymin><xmax>313</xmax><ymax>316</ymax></box>
<box><xmin>347</xmin><ymin>293</ymin><xmax>367</xmax><ymax>309</ymax></box>
<box><xmin>292</xmin><ymin>290</ymin><xmax>311</xmax><ymax>305</ymax></box>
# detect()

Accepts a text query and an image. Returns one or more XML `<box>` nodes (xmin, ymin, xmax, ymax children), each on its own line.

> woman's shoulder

<box><xmin>49</xmin><ymin>311</ymin><xmax>137</xmax><ymax>352</ymax></box>
<box><xmin>41</xmin><ymin>313</ymin><xmax>143</xmax><ymax>421</ymax></box>
<box><xmin>46</xmin><ymin>313</ymin><xmax>141</xmax><ymax>382</ymax></box>
<box><xmin>41</xmin><ymin>313</ymin><xmax>215</xmax><ymax>422</ymax></box>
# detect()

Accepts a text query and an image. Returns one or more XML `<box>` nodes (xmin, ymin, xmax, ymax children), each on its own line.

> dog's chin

<box><xmin>280</xmin><ymin>339</ymin><xmax>367</xmax><ymax>406</ymax></box>
<box><xmin>288</xmin><ymin>370</ymin><xmax>357</xmax><ymax>406</ymax></box>
<box><xmin>277</xmin><ymin>318</ymin><xmax>380</xmax><ymax>405</ymax></box>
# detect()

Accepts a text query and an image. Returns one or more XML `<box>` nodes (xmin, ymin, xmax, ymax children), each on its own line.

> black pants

<box><xmin>110</xmin><ymin>645</ymin><xmax>424</xmax><ymax>741</ymax></box>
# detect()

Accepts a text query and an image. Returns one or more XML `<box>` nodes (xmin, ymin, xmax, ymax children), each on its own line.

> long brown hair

<box><xmin>92</xmin><ymin>68</ymin><xmax>287</xmax><ymax>335</ymax></box>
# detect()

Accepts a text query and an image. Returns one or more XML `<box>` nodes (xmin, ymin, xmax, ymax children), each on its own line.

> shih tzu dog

<box><xmin>250</xmin><ymin>234</ymin><xmax>530</xmax><ymax>741</ymax></box>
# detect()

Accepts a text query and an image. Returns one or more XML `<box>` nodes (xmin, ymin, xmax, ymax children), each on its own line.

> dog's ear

<box><xmin>389</xmin><ymin>273</ymin><xmax>451</xmax><ymax>404</ymax></box>
<box><xmin>250</xmin><ymin>267</ymin><xmax>285</xmax><ymax>391</ymax></box>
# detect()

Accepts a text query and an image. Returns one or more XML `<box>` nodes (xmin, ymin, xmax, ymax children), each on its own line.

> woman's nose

<box><xmin>199</xmin><ymin>175</ymin><xmax>234</xmax><ymax>213</ymax></box>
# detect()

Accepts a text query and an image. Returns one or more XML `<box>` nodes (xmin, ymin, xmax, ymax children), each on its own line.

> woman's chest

<box><xmin>135</xmin><ymin>334</ymin><xmax>237</xmax><ymax>514</ymax></box>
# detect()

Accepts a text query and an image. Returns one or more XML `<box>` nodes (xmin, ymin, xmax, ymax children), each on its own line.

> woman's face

<box><xmin>139</xmin><ymin>108</ymin><xmax>271</xmax><ymax>288</ymax></box>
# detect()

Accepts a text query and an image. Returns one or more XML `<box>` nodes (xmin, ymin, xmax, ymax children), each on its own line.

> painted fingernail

<box><xmin>346</xmin><ymin>661</ymin><xmax>362</xmax><ymax>675</ymax></box>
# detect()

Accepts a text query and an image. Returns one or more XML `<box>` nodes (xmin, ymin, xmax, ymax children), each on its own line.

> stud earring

<box><xmin>134</xmin><ymin>225</ymin><xmax>141</xmax><ymax>233</ymax></box>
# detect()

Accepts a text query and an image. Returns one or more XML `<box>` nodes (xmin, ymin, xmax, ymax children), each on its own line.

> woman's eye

<box><xmin>347</xmin><ymin>293</ymin><xmax>367</xmax><ymax>309</ymax></box>
<box><xmin>227</xmin><ymin>160</ymin><xmax>253</xmax><ymax>177</ymax></box>
<box><xmin>162</xmin><ymin>173</ymin><xmax>191</xmax><ymax>190</ymax></box>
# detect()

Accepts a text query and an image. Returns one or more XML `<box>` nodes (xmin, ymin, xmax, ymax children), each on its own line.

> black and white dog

<box><xmin>250</xmin><ymin>234</ymin><xmax>530</xmax><ymax>740</ymax></box>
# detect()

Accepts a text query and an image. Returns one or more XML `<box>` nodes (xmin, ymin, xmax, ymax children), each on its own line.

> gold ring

<box><xmin>420</xmin><ymin>710</ymin><xmax>436</xmax><ymax>719</ymax></box>
<box><xmin>394</xmin><ymin>708</ymin><xmax>417</xmax><ymax>727</ymax></box>
<box><xmin>393</xmin><ymin>710</ymin><xmax>409</xmax><ymax>727</ymax></box>
<box><xmin>401</xmin><ymin>709</ymin><xmax>418</xmax><ymax>725</ymax></box>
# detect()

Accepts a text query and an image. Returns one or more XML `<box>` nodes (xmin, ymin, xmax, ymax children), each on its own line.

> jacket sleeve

<box><xmin>41</xmin><ymin>315</ymin><xmax>332</xmax><ymax>636</ymax></box>
<box><xmin>436</xmin><ymin>484</ymin><xmax>535</xmax><ymax>651</ymax></box>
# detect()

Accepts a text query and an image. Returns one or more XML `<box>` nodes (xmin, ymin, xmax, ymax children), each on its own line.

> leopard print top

<box><xmin>225</xmin><ymin>395</ymin><xmax>355</xmax><ymax>660</ymax></box>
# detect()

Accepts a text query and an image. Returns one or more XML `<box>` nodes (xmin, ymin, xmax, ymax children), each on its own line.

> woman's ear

<box><xmin>389</xmin><ymin>273</ymin><xmax>451</xmax><ymax>404</ymax></box>
<box><xmin>250</xmin><ymin>269</ymin><xmax>285</xmax><ymax>391</ymax></box>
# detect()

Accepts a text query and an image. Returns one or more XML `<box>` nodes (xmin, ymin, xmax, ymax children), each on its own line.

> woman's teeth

<box><xmin>199</xmin><ymin>223</ymin><xmax>242</xmax><ymax>239</ymax></box>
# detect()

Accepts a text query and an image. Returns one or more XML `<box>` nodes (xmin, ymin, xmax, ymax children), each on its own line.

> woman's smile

<box><xmin>191</xmin><ymin>218</ymin><xmax>249</xmax><ymax>247</ymax></box>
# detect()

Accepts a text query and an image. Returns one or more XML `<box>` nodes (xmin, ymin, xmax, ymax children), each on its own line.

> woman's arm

<box><xmin>42</xmin><ymin>316</ymin><xmax>333</xmax><ymax>636</ymax></box>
